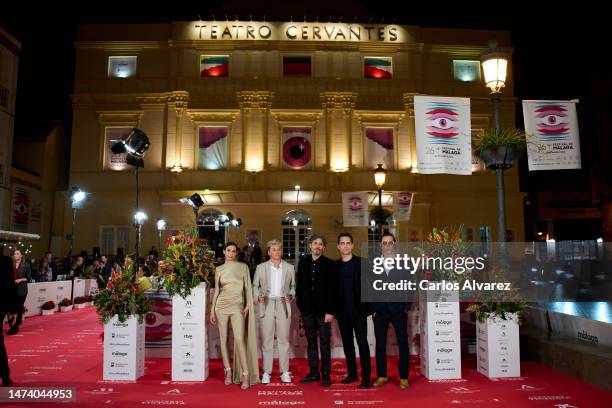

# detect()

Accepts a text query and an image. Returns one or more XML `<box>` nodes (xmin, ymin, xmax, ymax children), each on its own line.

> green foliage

<box><xmin>156</xmin><ymin>229</ymin><xmax>216</xmax><ymax>299</ymax></box>
<box><xmin>418</xmin><ymin>225</ymin><xmax>470</xmax><ymax>282</ymax></box>
<box><xmin>466</xmin><ymin>266</ymin><xmax>527</xmax><ymax>322</ymax></box>
<box><xmin>474</xmin><ymin>128</ymin><xmax>527</xmax><ymax>156</ymax></box>
<box><xmin>94</xmin><ymin>257</ymin><xmax>152</xmax><ymax>324</ymax></box>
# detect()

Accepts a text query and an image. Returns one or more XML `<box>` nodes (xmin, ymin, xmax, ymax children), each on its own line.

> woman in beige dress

<box><xmin>211</xmin><ymin>242</ymin><xmax>259</xmax><ymax>389</ymax></box>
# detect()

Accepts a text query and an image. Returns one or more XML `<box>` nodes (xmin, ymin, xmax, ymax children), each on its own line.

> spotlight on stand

<box><xmin>111</xmin><ymin>128</ymin><xmax>150</xmax><ymax>168</ymax></box>
<box><xmin>156</xmin><ymin>218</ymin><xmax>167</xmax><ymax>254</ymax></box>
<box><xmin>111</xmin><ymin>128</ymin><xmax>151</xmax><ymax>278</ymax></box>
<box><xmin>67</xmin><ymin>186</ymin><xmax>87</xmax><ymax>256</ymax></box>
<box><xmin>181</xmin><ymin>193</ymin><xmax>204</xmax><ymax>236</ymax></box>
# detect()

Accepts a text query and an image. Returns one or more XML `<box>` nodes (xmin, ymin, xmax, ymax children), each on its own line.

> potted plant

<box><xmin>41</xmin><ymin>301</ymin><xmax>56</xmax><ymax>316</ymax></box>
<box><xmin>466</xmin><ymin>267</ymin><xmax>526</xmax><ymax>378</ymax></box>
<box><xmin>84</xmin><ymin>295</ymin><xmax>94</xmax><ymax>306</ymax></box>
<box><xmin>59</xmin><ymin>298</ymin><xmax>73</xmax><ymax>312</ymax></box>
<box><xmin>474</xmin><ymin>128</ymin><xmax>527</xmax><ymax>170</ymax></box>
<box><xmin>415</xmin><ymin>225</ymin><xmax>469</xmax><ymax>380</ymax></box>
<box><xmin>73</xmin><ymin>296</ymin><xmax>85</xmax><ymax>309</ymax></box>
<box><xmin>95</xmin><ymin>257</ymin><xmax>152</xmax><ymax>381</ymax></box>
<box><xmin>156</xmin><ymin>229</ymin><xmax>216</xmax><ymax>299</ymax></box>
<box><xmin>156</xmin><ymin>229</ymin><xmax>216</xmax><ymax>381</ymax></box>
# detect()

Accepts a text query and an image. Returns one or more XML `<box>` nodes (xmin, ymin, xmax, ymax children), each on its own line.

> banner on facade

<box><xmin>523</xmin><ymin>100</ymin><xmax>581</xmax><ymax>170</ymax></box>
<box><xmin>342</xmin><ymin>192</ymin><xmax>369</xmax><ymax>227</ymax></box>
<box><xmin>10</xmin><ymin>180</ymin><xmax>42</xmax><ymax>234</ymax></box>
<box><xmin>414</xmin><ymin>96</ymin><xmax>472</xmax><ymax>175</ymax></box>
<box><xmin>393</xmin><ymin>192</ymin><xmax>414</xmax><ymax>221</ymax></box>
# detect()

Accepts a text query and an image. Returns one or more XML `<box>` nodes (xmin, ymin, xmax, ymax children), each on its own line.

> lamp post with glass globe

<box><xmin>481</xmin><ymin>40</ymin><xmax>510</xmax><ymax>242</ymax></box>
<box><xmin>373</xmin><ymin>163</ymin><xmax>387</xmax><ymax>239</ymax></box>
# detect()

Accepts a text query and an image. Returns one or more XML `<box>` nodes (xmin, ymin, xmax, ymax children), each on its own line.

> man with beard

<box><xmin>296</xmin><ymin>234</ymin><xmax>337</xmax><ymax>387</ymax></box>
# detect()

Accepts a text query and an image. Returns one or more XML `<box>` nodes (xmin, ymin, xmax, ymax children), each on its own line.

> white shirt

<box><xmin>269</xmin><ymin>262</ymin><xmax>283</xmax><ymax>298</ymax></box>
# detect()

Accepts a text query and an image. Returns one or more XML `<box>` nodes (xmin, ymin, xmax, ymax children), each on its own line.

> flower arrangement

<box><xmin>156</xmin><ymin>229</ymin><xmax>216</xmax><ymax>299</ymax></box>
<box><xmin>59</xmin><ymin>298</ymin><xmax>73</xmax><ymax>307</ymax></box>
<box><xmin>418</xmin><ymin>225</ymin><xmax>471</xmax><ymax>282</ymax></box>
<box><xmin>94</xmin><ymin>257</ymin><xmax>152</xmax><ymax>324</ymax></box>
<box><xmin>84</xmin><ymin>295</ymin><xmax>94</xmax><ymax>303</ymax></box>
<box><xmin>466</xmin><ymin>266</ymin><xmax>527</xmax><ymax>322</ymax></box>
<box><xmin>41</xmin><ymin>301</ymin><xmax>56</xmax><ymax>310</ymax></box>
<box><xmin>73</xmin><ymin>296</ymin><xmax>86</xmax><ymax>304</ymax></box>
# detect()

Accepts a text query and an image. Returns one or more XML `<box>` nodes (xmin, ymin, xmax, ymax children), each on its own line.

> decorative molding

<box><xmin>186</xmin><ymin>110</ymin><xmax>240</xmax><ymax>123</ymax></box>
<box><xmin>236</xmin><ymin>91</ymin><xmax>274</xmax><ymax>111</ymax></box>
<box><xmin>354</xmin><ymin>111</ymin><xmax>405</xmax><ymax>127</ymax></box>
<box><xmin>320</xmin><ymin>92</ymin><xmax>357</xmax><ymax>113</ymax></box>
<box><xmin>96</xmin><ymin>110</ymin><xmax>143</xmax><ymax>125</ymax></box>
<box><xmin>270</xmin><ymin>110</ymin><xmax>322</xmax><ymax>123</ymax></box>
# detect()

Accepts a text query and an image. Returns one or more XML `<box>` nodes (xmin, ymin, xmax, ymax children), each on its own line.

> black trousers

<box><xmin>12</xmin><ymin>295</ymin><xmax>26</xmax><ymax>327</ymax></box>
<box><xmin>0</xmin><ymin>312</ymin><xmax>10</xmax><ymax>380</ymax></box>
<box><xmin>337</xmin><ymin>314</ymin><xmax>371</xmax><ymax>380</ymax></box>
<box><xmin>373</xmin><ymin>311</ymin><xmax>410</xmax><ymax>379</ymax></box>
<box><xmin>302</xmin><ymin>314</ymin><xmax>331</xmax><ymax>376</ymax></box>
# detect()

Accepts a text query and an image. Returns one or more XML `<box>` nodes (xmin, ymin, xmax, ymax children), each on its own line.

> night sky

<box><xmin>1</xmin><ymin>2</ymin><xmax>608</xmax><ymax>193</ymax></box>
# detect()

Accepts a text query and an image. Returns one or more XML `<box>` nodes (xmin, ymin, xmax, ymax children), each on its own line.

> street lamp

<box><xmin>373</xmin><ymin>163</ymin><xmax>387</xmax><ymax>238</ymax></box>
<box><xmin>68</xmin><ymin>186</ymin><xmax>86</xmax><ymax>256</ymax></box>
<box><xmin>156</xmin><ymin>218</ymin><xmax>167</xmax><ymax>253</ymax></box>
<box><xmin>134</xmin><ymin>210</ymin><xmax>147</xmax><ymax>273</ymax></box>
<box><xmin>481</xmin><ymin>40</ymin><xmax>510</xmax><ymax>242</ymax></box>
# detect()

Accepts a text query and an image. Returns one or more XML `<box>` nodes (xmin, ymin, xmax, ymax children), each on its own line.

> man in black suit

<box><xmin>296</xmin><ymin>233</ymin><xmax>336</xmax><ymax>387</ymax></box>
<box><xmin>335</xmin><ymin>233</ymin><xmax>371</xmax><ymax>389</ymax></box>
<box><xmin>1</xmin><ymin>252</ymin><xmax>17</xmax><ymax>386</ymax></box>
<box><xmin>371</xmin><ymin>233</ymin><xmax>411</xmax><ymax>390</ymax></box>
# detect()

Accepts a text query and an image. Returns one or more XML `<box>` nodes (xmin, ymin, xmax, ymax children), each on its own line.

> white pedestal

<box><xmin>172</xmin><ymin>283</ymin><xmax>208</xmax><ymax>381</ymax></box>
<box><xmin>476</xmin><ymin>313</ymin><xmax>520</xmax><ymax>378</ymax></box>
<box><xmin>103</xmin><ymin>315</ymin><xmax>145</xmax><ymax>381</ymax></box>
<box><xmin>418</xmin><ymin>289</ymin><xmax>462</xmax><ymax>379</ymax></box>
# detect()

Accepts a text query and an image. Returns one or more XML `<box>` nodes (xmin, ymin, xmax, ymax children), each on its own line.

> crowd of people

<box><xmin>211</xmin><ymin>232</ymin><xmax>411</xmax><ymax>390</ymax></box>
<box><xmin>2</xmin><ymin>233</ymin><xmax>410</xmax><ymax>391</ymax></box>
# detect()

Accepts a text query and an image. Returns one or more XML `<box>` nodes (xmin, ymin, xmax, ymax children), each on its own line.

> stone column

<box><xmin>320</xmin><ymin>92</ymin><xmax>357</xmax><ymax>172</ymax></box>
<box><xmin>167</xmin><ymin>92</ymin><xmax>189</xmax><ymax>171</ymax></box>
<box><xmin>403</xmin><ymin>93</ymin><xmax>419</xmax><ymax>173</ymax></box>
<box><xmin>237</xmin><ymin>91</ymin><xmax>274</xmax><ymax>172</ymax></box>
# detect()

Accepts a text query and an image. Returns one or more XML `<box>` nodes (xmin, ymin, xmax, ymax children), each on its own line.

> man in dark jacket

<box><xmin>371</xmin><ymin>233</ymin><xmax>411</xmax><ymax>389</ymax></box>
<box><xmin>335</xmin><ymin>233</ymin><xmax>371</xmax><ymax>388</ymax></box>
<box><xmin>296</xmin><ymin>233</ymin><xmax>336</xmax><ymax>387</ymax></box>
<box><xmin>1</xmin><ymin>252</ymin><xmax>17</xmax><ymax>385</ymax></box>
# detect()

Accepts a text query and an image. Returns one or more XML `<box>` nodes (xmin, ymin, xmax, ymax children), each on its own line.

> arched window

<box><xmin>281</xmin><ymin>209</ymin><xmax>312</xmax><ymax>265</ymax></box>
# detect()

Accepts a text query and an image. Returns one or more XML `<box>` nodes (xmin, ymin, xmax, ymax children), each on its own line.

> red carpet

<box><xmin>3</xmin><ymin>309</ymin><xmax>610</xmax><ymax>407</ymax></box>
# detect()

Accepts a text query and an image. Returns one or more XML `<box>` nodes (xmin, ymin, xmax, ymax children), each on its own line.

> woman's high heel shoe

<box><xmin>240</xmin><ymin>372</ymin><xmax>249</xmax><ymax>389</ymax></box>
<box><xmin>224</xmin><ymin>368</ymin><xmax>232</xmax><ymax>385</ymax></box>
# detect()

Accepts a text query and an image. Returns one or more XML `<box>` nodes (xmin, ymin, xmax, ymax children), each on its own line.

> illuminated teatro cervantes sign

<box><xmin>182</xmin><ymin>22</ymin><xmax>413</xmax><ymax>43</ymax></box>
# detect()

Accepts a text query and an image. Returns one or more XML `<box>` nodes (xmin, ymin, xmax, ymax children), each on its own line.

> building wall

<box><xmin>0</xmin><ymin>27</ymin><xmax>20</xmax><ymax>231</ymax></box>
<box><xmin>64</xmin><ymin>21</ymin><xmax>522</xmax><ymax>258</ymax></box>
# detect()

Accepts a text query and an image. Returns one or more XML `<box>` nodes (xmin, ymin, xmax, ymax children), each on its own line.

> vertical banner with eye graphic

<box><xmin>282</xmin><ymin>127</ymin><xmax>312</xmax><ymax>169</ymax></box>
<box><xmin>342</xmin><ymin>192</ymin><xmax>369</xmax><ymax>227</ymax></box>
<box><xmin>393</xmin><ymin>192</ymin><xmax>414</xmax><ymax>221</ymax></box>
<box><xmin>10</xmin><ymin>181</ymin><xmax>42</xmax><ymax>234</ymax></box>
<box><xmin>523</xmin><ymin>100</ymin><xmax>581</xmax><ymax>170</ymax></box>
<box><xmin>414</xmin><ymin>96</ymin><xmax>472</xmax><ymax>175</ymax></box>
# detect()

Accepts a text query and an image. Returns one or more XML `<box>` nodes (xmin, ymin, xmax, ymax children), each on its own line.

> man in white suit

<box><xmin>253</xmin><ymin>239</ymin><xmax>296</xmax><ymax>383</ymax></box>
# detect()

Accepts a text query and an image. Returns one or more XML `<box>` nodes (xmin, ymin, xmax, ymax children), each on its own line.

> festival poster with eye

<box><xmin>414</xmin><ymin>96</ymin><xmax>472</xmax><ymax>175</ymax></box>
<box><xmin>523</xmin><ymin>100</ymin><xmax>581</xmax><ymax>170</ymax></box>
<box><xmin>342</xmin><ymin>192</ymin><xmax>369</xmax><ymax>227</ymax></box>
<box><xmin>393</xmin><ymin>192</ymin><xmax>414</xmax><ymax>221</ymax></box>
